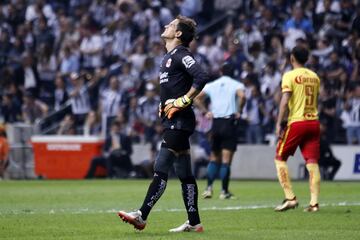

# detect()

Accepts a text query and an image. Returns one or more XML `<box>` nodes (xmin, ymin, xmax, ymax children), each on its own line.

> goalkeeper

<box><xmin>118</xmin><ymin>15</ymin><xmax>209</xmax><ymax>233</ymax></box>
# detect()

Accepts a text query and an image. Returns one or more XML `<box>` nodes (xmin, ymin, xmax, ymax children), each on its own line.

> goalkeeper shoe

<box><xmin>202</xmin><ymin>189</ymin><xmax>213</xmax><ymax>199</ymax></box>
<box><xmin>118</xmin><ymin>210</ymin><xmax>146</xmax><ymax>230</ymax></box>
<box><xmin>219</xmin><ymin>191</ymin><xmax>236</xmax><ymax>200</ymax></box>
<box><xmin>274</xmin><ymin>197</ymin><xmax>299</xmax><ymax>212</ymax></box>
<box><xmin>304</xmin><ymin>203</ymin><xmax>319</xmax><ymax>212</ymax></box>
<box><xmin>169</xmin><ymin>220</ymin><xmax>204</xmax><ymax>233</ymax></box>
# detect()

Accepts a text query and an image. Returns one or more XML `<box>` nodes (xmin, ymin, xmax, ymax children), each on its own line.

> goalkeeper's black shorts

<box><xmin>161</xmin><ymin>129</ymin><xmax>192</xmax><ymax>152</ymax></box>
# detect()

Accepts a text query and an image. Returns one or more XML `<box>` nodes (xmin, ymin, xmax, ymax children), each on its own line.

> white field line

<box><xmin>1</xmin><ymin>202</ymin><xmax>360</xmax><ymax>215</ymax></box>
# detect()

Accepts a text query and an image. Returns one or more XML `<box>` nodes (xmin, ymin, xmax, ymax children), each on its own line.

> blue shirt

<box><xmin>203</xmin><ymin>76</ymin><xmax>244</xmax><ymax>118</ymax></box>
<box><xmin>283</xmin><ymin>18</ymin><xmax>314</xmax><ymax>34</ymax></box>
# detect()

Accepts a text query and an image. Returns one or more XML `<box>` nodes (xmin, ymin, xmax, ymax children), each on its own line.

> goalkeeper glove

<box><xmin>164</xmin><ymin>95</ymin><xmax>192</xmax><ymax>119</ymax></box>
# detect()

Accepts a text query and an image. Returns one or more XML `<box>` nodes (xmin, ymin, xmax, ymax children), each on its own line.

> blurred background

<box><xmin>0</xmin><ymin>0</ymin><xmax>359</xmax><ymax>181</ymax></box>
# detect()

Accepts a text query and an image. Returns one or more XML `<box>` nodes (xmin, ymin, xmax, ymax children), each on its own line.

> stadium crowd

<box><xmin>0</xmin><ymin>0</ymin><xmax>360</xmax><ymax>146</ymax></box>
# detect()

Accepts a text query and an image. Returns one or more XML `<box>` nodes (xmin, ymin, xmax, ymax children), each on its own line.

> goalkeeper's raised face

<box><xmin>161</xmin><ymin>15</ymin><xmax>196</xmax><ymax>47</ymax></box>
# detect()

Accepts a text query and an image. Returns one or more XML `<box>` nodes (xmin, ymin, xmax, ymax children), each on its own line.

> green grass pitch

<box><xmin>0</xmin><ymin>180</ymin><xmax>359</xmax><ymax>240</ymax></box>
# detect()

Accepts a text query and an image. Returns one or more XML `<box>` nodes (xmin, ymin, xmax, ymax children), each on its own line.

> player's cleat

<box><xmin>274</xmin><ymin>197</ymin><xmax>299</xmax><ymax>212</ymax></box>
<box><xmin>169</xmin><ymin>220</ymin><xmax>204</xmax><ymax>233</ymax></box>
<box><xmin>202</xmin><ymin>189</ymin><xmax>213</xmax><ymax>199</ymax></box>
<box><xmin>304</xmin><ymin>203</ymin><xmax>319</xmax><ymax>212</ymax></box>
<box><xmin>219</xmin><ymin>191</ymin><xmax>236</xmax><ymax>200</ymax></box>
<box><xmin>118</xmin><ymin>210</ymin><xmax>146</xmax><ymax>230</ymax></box>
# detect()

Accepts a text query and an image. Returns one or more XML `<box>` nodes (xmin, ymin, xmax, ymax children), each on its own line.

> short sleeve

<box><xmin>281</xmin><ymin>72</ymin><xmax>292</xmax><ymax>93</ymax></box>
<box><xmin>235</xmin><ymin>81</ymin><xmax>245</xmax><ymax>91</ymax></box>
<box><xmin>202</xmin><ymin>83</ymin><xmax>210</xmax><ymax>95</ymax></box>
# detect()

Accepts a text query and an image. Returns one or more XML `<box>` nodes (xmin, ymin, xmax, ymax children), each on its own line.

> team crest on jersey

<box><xmin>166</xmin><ymin>58</ymin><xmax>172</xmax><ymax>68</ymax></box>
<box><xmin>182</xmin><ymin>55</ymin><xmax>195</xmax><ymax>68</ymax></box>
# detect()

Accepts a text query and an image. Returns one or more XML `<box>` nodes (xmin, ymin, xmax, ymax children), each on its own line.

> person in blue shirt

<box><xmin>283</xmin><ymin>6</ymin><xmax>314</xmax><ymax>34</ymax></box>
<box><xmin>196</xmin><ymin>62</ymin><xmax>246</xmax><ymax>199</ymax></box>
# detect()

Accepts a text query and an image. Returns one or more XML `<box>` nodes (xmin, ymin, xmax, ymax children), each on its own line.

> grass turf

<box><xmin>0</xmin><ymin>180</ymin><xmax>359</xmax><ymax>240</ymax></box>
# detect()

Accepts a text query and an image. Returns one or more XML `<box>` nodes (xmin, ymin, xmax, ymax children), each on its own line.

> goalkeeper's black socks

<box><xmin>220</xmin><ymin>163</ymin><xmax>230</xmax><ymax>193</ymax></box>
<box><xmin>180</xmin><ymin>176</ymin><xmax>201</xmax><ymax>226</ymax></box>
<box><xmin>207</xmin><ymin>161</ymin><xmax>220</xmax><ymax>188</ymax></box>
<box><xmin>139</xmin><ymin>171</ymin><xmax>168</xmax><ymax>220</ymax></box>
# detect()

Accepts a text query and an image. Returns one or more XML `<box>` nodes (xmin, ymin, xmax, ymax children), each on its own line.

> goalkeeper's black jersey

<box><xmin>159</xmin><ymin>44</ymin><xmax>209</xmax><ymax>132</ymax></box>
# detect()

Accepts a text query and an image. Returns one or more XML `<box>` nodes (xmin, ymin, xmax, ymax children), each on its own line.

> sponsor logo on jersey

<box><xmin>182</xmin><ymin>55</ymin><xmax>195</xmax><ymax>68</ymax></box>
<box><xmin>159</xmin><ymin>71</ymin><xmax>169</xmax><ymax>84</ymax></box>
<box><xmin>295</xmin><ymin>75</ymin><xmax>318</xmax><ymax>84</ymax></box>
<box><xmin>166</xmin><ymin>58</ymin><xmax>172</xmax><ymax>68</ymax></box>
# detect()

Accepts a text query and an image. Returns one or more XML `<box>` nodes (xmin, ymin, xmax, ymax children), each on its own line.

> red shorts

<box><xmin>275</xmin><ymin>120</ymin><xmax>320</xmax><ymax>162</ymax></box>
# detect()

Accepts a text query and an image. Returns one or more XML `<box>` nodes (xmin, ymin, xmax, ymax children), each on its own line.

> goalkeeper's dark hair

<box><xmin>176</xmin><ymin>15</ymin><xmax>197</xmax><ymax>47</ymax></box>
<box><xmin>291</xmin><ymin>46</ymin><xmax>309</xmax><ymax>65</ymax></box>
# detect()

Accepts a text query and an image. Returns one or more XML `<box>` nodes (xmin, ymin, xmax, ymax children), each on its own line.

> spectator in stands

<box><xmin>189</xmin><ymin>40</ymin><xmax>210</xmax><ymax>74</ymax></box>
<box><xmin>59</xmin><ymin>46</ymin><xmax>80</xmax><ymax>76</ymax></box>
<box><xmin>34</xmin><ymin>15</ymin><xmax>55</xmax><ymax>50</ymax></box>
<box><xmin>268</xmin><ymin>35</ymin><xmax>286</xmax><ymax>66</ymax></box>
<box><xmin>224</xmin><ymin>40</ymin><xmax>247</xmax><ymax>79</ymax></box>
<box><xmin>319</xmin><ymin>121</ymin><xmax>342</xmax><ymax>180</ymax></box>
<box><xmin>257</xmin><ymin>6</ymin><xmax>281</xmax><ymax>49</ymax></box>
<box><xmin>118</xmin><ymin>61</ymin><xmax>139</xmax><ymax>93</ymax></box>
<box><xmin>125</xmin><ymin>95</ymin><xmax>143</xmax><ymax>142</ymax></box>
<box><xmin>246</xmin><ymin>41</ymin><xmax>268</xmax><ymax>74</ymax></box>
<box><xmin>84</xmin><ymin>110</ymin><xmax>102</xmax><ymax>136</ymax></box>
<box><xmin>99</xmin><ymin>75</ymin><xmax>125</xmax><ymax>132</ymax></box>
<box><xmin>19</xmin><ymin>52</ymin><xmax>40</xmax><ymax>97</ymax></box>
<box><xmin>284</xmin><ymin>5</ymin><xmax>314</xmax><ymax>35</ymax></box>
<box><xmin>140</xmin><ymin>57</ymin><xmax>158</xmax><ymax>84</ymax></box>
<box><xmin>244</xmin><ymin>85</ymin><xmax>265</xmax><ymax>144</ymax></box>
<box><xmin>1</xmin><ymin>93</ymin><xmax>21</xmax><ymax>123</ymax></box>
<box><xmin>198</xmin><ymin>34</ymin><xmax>224</xmax><ymax>75</ymax></box>
<box><xmin>111</xmin><ymin>16</ymin><xmax>139</xmax><ymax>61</ymax></box>
<box><xmin>137</xmin><ymin>83</ymin><xmax>160</xmax><ymax>143</ymax></box>
<box><xmin>235</xmin><ymin>19</ymin><xmax>263</xmax><ymax>55</ymax></box>
<box><xmin>68</xmin><ymin>72</ymin><xmax>91</xmax><ymax>127</ymax></box>
<box><xmin>22</xmin><ymin>91</ymin><xmax>48</xmax><ymax>124</ymax></box>
<box><xmin>129</xmin><ymin>41</ymin><xmax>147</xmax><ymax>74</ymax></box>
<box><xmin>216</xmin><ymin>21</ymin><xmax>235</xmax><ymax>51</ymax></box>
<box><xmin>241</xmin><ymin>61</ymin><xmax>259</xmax><ymax>89</ymax></box>
<box><xmin>283</xmin><ymin>6</ymin><xmax>312</xmax><ymax>50</ymax></box>
<box><xmin>319</xmin><ymin>87</ymin><xmax>338</xmax><ymax>141</ymax></box>
<box><xmin>352</xmin><ymin>5</ymin><xmax>360</xmax><ymax>37</ymax></box>
<box><xmin>0</xmin><ymin>29</ymin><xmax>12</xmax><ymax>68</ymax></box>
<box><xmin>79</xmin><ymin>23</ymin><xmax>103</xmax><ymax>72</ymax></box>
<box><xmin>57</xmin><ymin>114</ymin><xmax>76</xmax><ymax>135</ymax></box>
<box><xmin>334</xmin><ymin>0</ymin><xmax>355</xmax><ymax>37</ymax></box>
<box><xmin>176</xmin><ymin>0</ymin><xmax>202</xmax><ymax>19</ymax></box>
<box><xmin>54</xmin><ymin>74</ymin><xmax>69</xmax><ymax>111</ymax></box>
<box><xmin>312</xmin><ymin>38</ymin><xmax>334</xmax><ymax>64</ymax></box>
<box><xmin>85</xmin><ymin>120</ymin><xmax>133</xmax><ymax>178</ymax></box>
<box><xmin>340</xmin><ymin>84</ymin><xmax>360</xmax><ymax>144</ymax></box>
<box><xmin>0</xmin><ymin>124</ymin><xmax>9</xmax><ymax>180</ymax></box>
<box><xmin>148</xmin><ymin>41</ymin><xmax>164</xmax><ymax>72</ymax></box>
<box><xmin>350</xmin><ymin>40</ymin><xmax>360</xmax><ymax>82</ymax></box>
<box><xmin>146</xmin><ymin>2</ymin><xmax>166</xmax><ymax>44</ymax></box>
<box><xmin>260</xmin><ymin>61</ymin><xmax>281</xmax><ymax>97</ymax></box>
<box><xmin>37</xmin><ymin>43</ymin><xmax>57</xmax><ymax>104</ymax></box>
<box><xmin>324</xmin><ymin>51</ymin><xmax>348</xmax><ymax>93</ymax></box>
